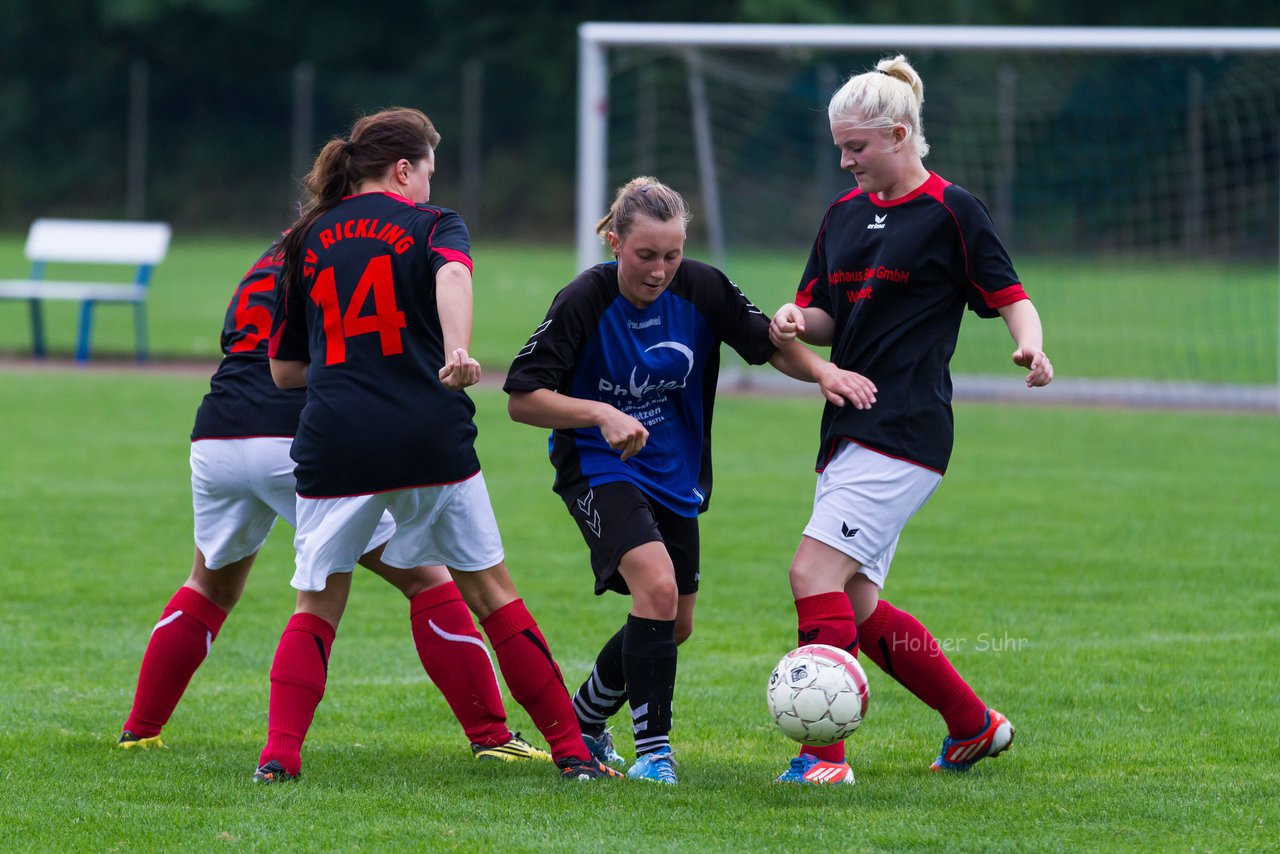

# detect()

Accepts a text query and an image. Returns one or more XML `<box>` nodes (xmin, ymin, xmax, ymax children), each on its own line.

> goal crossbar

<box><xmin>579</xmin><ymin>23</ymin><xmax>1280</xmax><ymax>53</ymax></box>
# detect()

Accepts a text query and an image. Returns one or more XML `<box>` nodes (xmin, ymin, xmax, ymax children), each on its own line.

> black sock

<box><xmin>572</xmin><ymin>626</ymin><xmax>627</xmax><ymax>735</ymax></box>
<box><xmin>622</xmin><ymin>614</ymin><xmax>677</xmax><ymax>756</ymax></box>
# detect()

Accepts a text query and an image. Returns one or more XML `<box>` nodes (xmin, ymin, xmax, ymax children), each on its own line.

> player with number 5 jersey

<box><xmin>119</xmin><ymin>243</ymin><xmax>553</xmax><ymax>768</ymax></box>
<box><xmin>262</xmin><ymin>107</ymin><xmax>620</xmax><ymax>783</ymax></box>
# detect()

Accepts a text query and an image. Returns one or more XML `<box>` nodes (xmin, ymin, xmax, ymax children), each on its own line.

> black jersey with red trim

<box><xmin>503</xmin><ymin>259</ymin><xmax>776</xmax><ymax>517</ymax></box>
<box><xmin>191</xmin><ymin>246</ymin><xmax>305</xmax><ymax>441</ymax></box>
<box><xmin>796</xmin><ymin>172</ymin><xmax>1028</xmax><ymax>474</ymax></box>
<box><xmin>269</xmin><ymin>191</ymin><xmax>480</xmax><ymax>498</ymax></box>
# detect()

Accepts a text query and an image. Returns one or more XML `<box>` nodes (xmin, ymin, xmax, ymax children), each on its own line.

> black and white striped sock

<box><xmin>572</xmin><ymin>626</ymin><xmax>627</xmax><ymax>735</ymax></box>
<box><xmin>622</xmin><ymin>615</ymin><xmax>677</xmax><ymax>757</ymax></box>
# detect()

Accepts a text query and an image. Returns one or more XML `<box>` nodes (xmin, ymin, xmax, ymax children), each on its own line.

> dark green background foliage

<box><xmin>2</xmin><ymin>1</ymin><xmax>1277</xmax><ymax>236</ymax></box>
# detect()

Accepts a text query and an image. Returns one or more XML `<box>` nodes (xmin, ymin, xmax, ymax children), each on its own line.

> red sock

<box><xmin>794</xmin><ymin>592</ymin><xmax>859</xmax><ymax>763</ymax></box>
<box><xmin>123</xmin><ymin>586</ymin><xmax>228</xmax><ymax>738</ymax></box>
<box><xmin>259</xmin><ymin>612</ymin><xmax>335</xmax><ymax>776</ymax></box>
<box><xmin>409</xmin><ymin>582</ymin><xmax>510</xmax><ymax>747</ymax></box>
<box><xmin>480</xmin><ymin>599</ymin><xmax>590</xmax><ymax>764</ymax></box>
<box><xmin>857</xmin><ymin>599</ymin><xmax>986</xmax><ymax>737</ymax></box>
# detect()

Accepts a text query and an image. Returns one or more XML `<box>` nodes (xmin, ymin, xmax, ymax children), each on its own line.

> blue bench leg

<box><xmin>76</xmin><ymin>300</ymin><xmax>95</xmax><ymax>363</ymax></box>
<box><xmin>134</xmin><ymin>302</ymin><xmax>149</xmax><ymax>362</ymax></box>
<box><xmin>28</xmin><ymin>298</ymin><xmax>46</xmax><ymax>358</ymax></box>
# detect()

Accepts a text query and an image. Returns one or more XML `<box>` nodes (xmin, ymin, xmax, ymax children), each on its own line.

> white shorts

<box><xmin>291</xmin><ymin>471</ymin><xmax>504</xmax><ymax>592</ymax></box>
<box><xmin>190</xmin><ymin>438</ymin><xmax>394</xmax><ymax>570</ymax></box>
<box><xmin>801</xmin><ymin>440</ymin><xmax>942</xmax><ymax>588</ymax></box>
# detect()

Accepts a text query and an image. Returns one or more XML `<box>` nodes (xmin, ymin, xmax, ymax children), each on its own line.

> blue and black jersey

<box><xmin>504</xmin><ymin>259</ymin><xmax>776</xmax><ymax>517</ymax></box>
<box><xmin>191</xmin><ymin>246</ymin><xmax>305</xmax><ymax>441</ymax></box>
<box><xmin>797</xmin><ymin>172</ymin><xmax>1029</xmax><ymax>475</ymax></box>
<box><xmin>269</xmin><ymin>191</ymin><xmax>480</xmax><ymax>498</ymax></box>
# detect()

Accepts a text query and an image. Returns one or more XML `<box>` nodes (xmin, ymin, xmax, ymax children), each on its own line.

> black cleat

<box><xmin>557</xmin><ymin>756</ymin><xmax>625</xmax><ymax>781</ymax></box>
<box><xmin>251</xmin><ymin>760</ymin><xmax>298</xmax><ymax>783</ymax></box>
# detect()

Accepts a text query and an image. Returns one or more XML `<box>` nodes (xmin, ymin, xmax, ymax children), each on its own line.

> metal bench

<box><xmin>0</xmin><ymin>218</ymin><xmax>172</xmax><ymax>361</ymax></box>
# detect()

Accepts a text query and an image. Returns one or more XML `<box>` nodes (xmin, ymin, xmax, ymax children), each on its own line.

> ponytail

<box><xmin>277</xmin><ymin>107</ymin><xmax>442</xmax><ymax>289</ymax></box>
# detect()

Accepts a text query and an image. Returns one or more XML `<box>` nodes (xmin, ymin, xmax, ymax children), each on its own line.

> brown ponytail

<box><xmin>278</xmin><ymin>107</ymin><xmax>442</xmax><ymax>287</ymax></box>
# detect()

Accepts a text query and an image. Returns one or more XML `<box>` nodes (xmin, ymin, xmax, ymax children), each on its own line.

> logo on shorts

<box><xmin>841</xmin><ymin>522</ymin><xmax>860</xmax><ymax>539</ymax></box>
<box><xmin>577</xmin><ymin>490</ymin><xmax>602</xmax><ymax>537</ymax></box>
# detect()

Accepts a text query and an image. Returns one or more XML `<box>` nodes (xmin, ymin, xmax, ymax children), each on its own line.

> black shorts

<box><xmin>565</xmin><ymin>481</ymin><xmax>700</xmax><ymax>597</ymax></box>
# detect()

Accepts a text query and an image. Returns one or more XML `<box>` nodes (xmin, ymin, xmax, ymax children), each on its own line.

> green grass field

<box><xmin>1</xmin><ymin>234</ymin><xmax>1276</xmax><ymax>385</ymax></box>
<box><xmin>1</xmin><ymin>368</ymin><xmax>1277</xmax><ymax>851</ymax></box>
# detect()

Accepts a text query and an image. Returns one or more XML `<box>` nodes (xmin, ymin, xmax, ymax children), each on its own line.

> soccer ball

<box><xmin>766</xmin><ymin>644</ymin><xmax>869</xmax><ymax>745</ymax></box>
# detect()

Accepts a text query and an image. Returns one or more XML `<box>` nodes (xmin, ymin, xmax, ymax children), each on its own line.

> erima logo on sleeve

<box><xmin>866</xmin><ymin>214</ymin><xmax>887</xmax><ymax>230</ymax></box>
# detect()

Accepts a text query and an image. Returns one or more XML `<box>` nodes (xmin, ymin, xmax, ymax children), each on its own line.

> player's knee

<box><xmin>631</xmin><ymin>576</ymin><xmax>678</xmax><ymax>621</ymax></box>
<box><xmin>186</xmin><ymin>572</ymin><xmax>243</xmax><ymax>612</ymax></box>
<box><xmin>788</xmin><ymin>559</ymin><xmax>845</xmax><ymax>600</ymax></box>
<box><xmin>451</xmin><ymin>562</ymin><xmax>517</xmax><ymax>621</ymax></box>
<box><xmin>390</xmin><ymin>565</ymin><xmax>452</xmax><ymax>600</ymax></box>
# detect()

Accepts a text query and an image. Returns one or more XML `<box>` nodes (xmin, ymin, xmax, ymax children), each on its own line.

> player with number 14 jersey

<box><xmin>271</xmin><ymin>191</ymin><xmax>478</xmax><ymax>497</ymax></box>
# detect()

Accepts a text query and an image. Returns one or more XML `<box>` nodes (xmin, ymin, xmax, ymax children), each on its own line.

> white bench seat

<box><xmin>0</xmin><ymin>218</ymin><xmax>171</xmax><ymax>361</ymax></box>
<box><xmin>0</xmin><ymin>280</ymin><xmax>150</xmax><ymax>302</ymax></box>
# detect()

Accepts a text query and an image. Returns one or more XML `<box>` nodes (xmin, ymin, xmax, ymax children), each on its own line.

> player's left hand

<box><xmin>439</xmin><ymin>347</ymin><xmax>482</xmax><ymax>390</ymax></box>
<box><xmin>1012</xmin><ymin>347</ymin><xmax>1053</xmax><ymax>387</ymax></box>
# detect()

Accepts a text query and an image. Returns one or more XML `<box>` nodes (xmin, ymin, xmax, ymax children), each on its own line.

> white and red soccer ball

<box><xmin>767</xmin><ymin>644</ymin><xmax>870</xmax><ymax>745</ymax></box>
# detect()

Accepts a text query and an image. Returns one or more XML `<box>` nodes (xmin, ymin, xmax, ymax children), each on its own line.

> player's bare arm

<box><xmin>997</xmin><ymin>299</ymin><xmax>1054</xmax><ymax>388</ymax></box>
<box><xmin>269</xmin><ymin>358</ymin><xmax>309</xmax><ymax>389</ymax></box>
<box><xmin>436</xmin><ymin>261</ymin><xmax>482</xmax><ymax>390</ymax></box>
<box><xmin>768</xmin><ymin>342</ymin><xmax>877</xmax><ymax>410</ymax></box>
<box><xmin>770</xmin><ymin>303</ymin><xmax>837</xmax><ymax>348</ymax></box>
<box><xmin>508</xmin><ymin>388</ymin><xmax>649</xmax><ymax>461</ymax></box>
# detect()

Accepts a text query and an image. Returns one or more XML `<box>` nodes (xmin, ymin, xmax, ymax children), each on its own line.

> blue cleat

<box><xmin>931</xmin><ymin>708</ymin><xmax>1015</xmax><ymax>772</ymax></box>
<box><xmin>773</xmin><ymin>753</ymin><xmax>854</xmax><ymax>785</ymax></box>
<box><xmin>627</xmin><ymin>746</ymin><xmax>677</xmax><ymax>785</ymax></box>
<box><xmin>582</xmin><ymin>727</ymin><xmax>625</xmax><ymax>768</ymax></box>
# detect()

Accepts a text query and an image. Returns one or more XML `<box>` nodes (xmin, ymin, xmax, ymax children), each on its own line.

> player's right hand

<box><xmin>439</xmin><ymin>348</ymin><xmax>482</xmax><ymax>390</ymax></box>
<box><xmin>770</xmin><ymin>303</ymin><xmax>806</xmax><ymax>347</ymax></box>
<box><xmin>599</xmin><ymin>407</ymin><xmax>648</xmax><ymax>461</ymax></box>
<box><xmin>817</xmin><ymin>364</ymin><xmax>877</xmax><ymax>410</ymax></box>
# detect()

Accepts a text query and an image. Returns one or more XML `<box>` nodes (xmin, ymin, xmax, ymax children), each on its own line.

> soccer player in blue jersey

<box><xmin>769</xmin><ymin>56</ymin><xmax>1053</xmax><ymax>785</ymax></box>
<box><xmin>118</xmin><ymin>245</ymin><xmax>550</xmax><ymax>765</ymax></box>
<box><xmin>258</xmin><ymin>108</ymin><xmax>621</xmax><ymax>783</ymax></box>
<box><xmin>504</xmin><ymin>176</ymin><xmax>874</xmax><ymax>784</ymax></box>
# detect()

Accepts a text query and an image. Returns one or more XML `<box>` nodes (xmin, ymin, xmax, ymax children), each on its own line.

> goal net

<box><xmin>577</xmin><ymin>24</ymin><xmax>1280</xmax><ymax>410</ymax></box>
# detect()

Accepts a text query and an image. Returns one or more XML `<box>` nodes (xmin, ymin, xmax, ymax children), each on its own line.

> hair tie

<box><xmin>343</xmin><ymin>140</ymin><xmax>354</xmax><ymax>155</ymax></box>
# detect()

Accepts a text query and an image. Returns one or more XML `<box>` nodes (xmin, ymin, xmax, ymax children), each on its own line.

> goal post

<box><xmin>576</xmin><ymin>23</ymin><xmax>1280</xmax><ymax>410</ymax></box>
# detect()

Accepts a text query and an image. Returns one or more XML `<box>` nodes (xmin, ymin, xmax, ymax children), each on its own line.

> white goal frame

<box><xmin>576</xmin><ymin>23</ymin><xmax>1280</xmax><ymax>410</ymax></box>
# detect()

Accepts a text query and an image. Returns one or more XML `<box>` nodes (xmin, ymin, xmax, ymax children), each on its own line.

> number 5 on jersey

<box><xmin>230</xmin><ymin>275</ymin><xmax>276</xmax><ymax>353</ymax></box>
<box><xmin>310</xmin><ymin>255</ymin><xmax>407</xmax><ymax>365</ymax></box>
